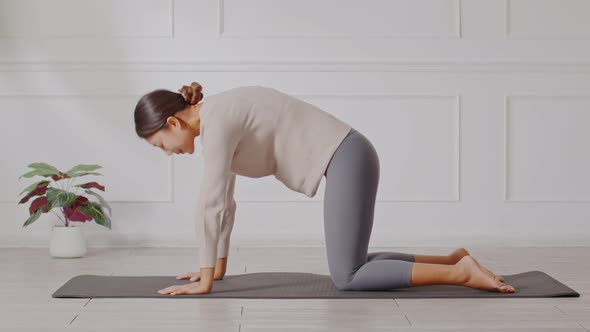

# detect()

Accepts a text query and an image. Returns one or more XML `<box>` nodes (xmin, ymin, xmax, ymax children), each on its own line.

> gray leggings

<box><xmin>323</xmin><ymin>127</ymin><xmax>415</xmax><ymax>291</ymax></box>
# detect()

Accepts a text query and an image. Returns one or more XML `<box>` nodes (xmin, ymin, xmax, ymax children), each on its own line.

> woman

<box><xmin>134</xmin><ymin>82</ymin><xmax>517</xmax><ymax>295</ymax></box>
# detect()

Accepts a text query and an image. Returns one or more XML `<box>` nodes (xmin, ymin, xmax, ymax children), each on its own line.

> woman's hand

<box><xmin>176</xmin><ymin>257</ymin><xmax>228</xmax><ymax>281</ymax></box>
<box><xmin>158</xmin><ymin>267</ymin><xmax>215</xmax><ymax>295</ymax></box>
<box><xmin>176</xmin><ymin>271</ymin><xmax>224</xmax><ymax>281</ymax></box>
<box><xmin>178</xmin><ymin>82</ymin><xmax>203</xmax><ymax>105</ymax></box>
<box><xmin>157</xmin><ymin>281</ymin><xmax>212</xmax><ymax>295</ymax></box>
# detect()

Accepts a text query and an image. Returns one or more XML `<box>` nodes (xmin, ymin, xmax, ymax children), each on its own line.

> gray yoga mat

<box><xmin>52</xmin><ymin>271</ymin><xmax>580</xmax><ymax>299</ymax></box>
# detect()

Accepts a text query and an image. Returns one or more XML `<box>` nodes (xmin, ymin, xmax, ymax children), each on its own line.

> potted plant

<box><xmin>17</xmin><ymin>162</ymin><xmax>112</xmax><ymax>258</ymax></box>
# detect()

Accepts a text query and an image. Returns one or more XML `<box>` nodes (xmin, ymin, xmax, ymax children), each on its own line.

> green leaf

<box><xmin>69</xmin><ymin>172</ymin><xmax>103</xmax><ymax>179</ymax></box>
<box><xmin>18</xmin><ymin>163</ymin><xmax>61</xmax><ymax>180</ymax></box>
<box><xmin>82</xmin><ymin>202</ymin><xmax>111</xmax><ymax>230</ymax></box>
<box><xmin>66</xmin><ymin>164</ymin><xmax>103</xmax><ymax>177</ymax></box>
<box><xmin>84</xmin><ymin>189</ymin><xmax>112</xmax><ymax>215</ymax></box>
<box><xmin>27</xmin><ymin>162</ymin><xmax>61</xmax><ymax>173</ymax></box>
<box><xmin>45</xmin><ymin>188</ymin><xmax>77</xmax><ymax>209</ymax></box>
<box><xmin>22</xmin><ymin>208</ymin><xmax>43</xmax><ymax>228</ymax></box>
<box><xmin>18</xmin><ymin>169</ymin><xmax>54</xmax><ymax>179</ymax></box>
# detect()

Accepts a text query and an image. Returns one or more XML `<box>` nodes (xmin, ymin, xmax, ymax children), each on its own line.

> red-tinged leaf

<box><xmin>19</xmin><ymin>182</ymin><xmax>50</xmax><ymax>204</ymax></box>
<box><xmin>19</xmin><ymin>180</ymin><xmax>50</xmax><ymax>197</ymax></box>
<box><xmin>50</xmin><ymin>171</ymin><xmax>70</xmax><ymax>181</ymax></box>
<box><xmin>70</xmin><ymin>195</ymin><xmax>89</xmax><ymax>208</ymax></box>
<box><xmin>29</xmin><ymin>196</ymin><xmax>50</xmax><ymax>215</ymax></box>
<box><xmin>77</xmin><ymin>182</ymin><xmax>105</xmax><ymax>191</ymax></box>
<box><xmin>64</xmin><ymin>204</ymin><xmax>93</xmax><ymax>222</ymax></box>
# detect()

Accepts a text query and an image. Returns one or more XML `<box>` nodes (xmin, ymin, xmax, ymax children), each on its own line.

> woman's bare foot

<box><xmin>456</xmin><ymin>256</ymin><xmax>516</xmax><ymax>293</ymax></box>
<box><xmin>450</xmin><ymin>247</ymin><xmax>505</xmax><ymax>283</ymax></box>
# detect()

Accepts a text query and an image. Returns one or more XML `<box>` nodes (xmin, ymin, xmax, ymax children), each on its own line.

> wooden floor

<box><xmin>1</xmin><ymin>246</ymin><xmax>588</xmax><ymax>331</ymax></box>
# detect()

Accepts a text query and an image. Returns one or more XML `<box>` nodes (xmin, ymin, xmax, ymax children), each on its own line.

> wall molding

<box><xmin>504</xmin><ymin>0</ymin><xmax>590</xmax><ymax>39</ymax></box>
<box><xmin>0</xmin><ymin>0</ymin><xmax>175</xmax><ymax>39</ymax></box>
<box><xmin>2</xmin><ymin>60</ymin><xmax>590</xmax><ymax>72</ymax></box>
<box><xmin>217</xmin><ymin>0</ymin><xmax>462</xmax><ymax>39</ymax></box>
<box><xmin>504</xmin><ymin>94</ymin><xmax>590</xmax><ymax>203</ymax></box>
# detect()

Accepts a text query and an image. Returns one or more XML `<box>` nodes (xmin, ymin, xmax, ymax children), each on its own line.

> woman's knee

<box><xmin>333</xmin><ymin>280</ymin><xmax>352</xmax><ymax>291</ymax></box>
<box><xmin>330</xmin><ymin>274</ymin><xmax>353</xmax><ymax>291</ymax></box>
<box><xmin>331</xmin><ymin>260</ymin><xmax>415</xmax><ymax>291</ymax></box>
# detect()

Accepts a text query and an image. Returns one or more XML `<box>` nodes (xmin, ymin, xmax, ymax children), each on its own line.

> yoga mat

<box><xmin>52</xmin><ymin>271</ymin><xmax>580</xmax><ymax>299</ymax></box>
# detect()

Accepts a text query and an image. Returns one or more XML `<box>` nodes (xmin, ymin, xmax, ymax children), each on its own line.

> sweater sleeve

<box><xmin>195</xmin><ymin>113</ymin><xmax>242</xmax><ymax>269</ymax></box>
<box><xmin>216</xmin><ymin>172</ymin><xmax>236</xmax><ymax>259</ymax></box>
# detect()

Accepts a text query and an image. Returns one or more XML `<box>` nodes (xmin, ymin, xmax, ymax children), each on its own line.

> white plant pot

<box><xmin>50</xmin><ymin>225</ymin><xmax>87</xmax><ymax>258</ymax></box>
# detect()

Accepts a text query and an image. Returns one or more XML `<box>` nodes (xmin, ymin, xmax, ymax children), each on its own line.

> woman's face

<box><xmin>145</xmin><ymin>116</ymin><xmax>196</xmax><ymax>156</ymax></box>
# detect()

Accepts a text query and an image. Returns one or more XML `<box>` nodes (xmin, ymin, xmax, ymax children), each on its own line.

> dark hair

<box><xmin>134</xmin><ymin>89</ymin><xmax>189</xmax><ymax>138</ymax></box>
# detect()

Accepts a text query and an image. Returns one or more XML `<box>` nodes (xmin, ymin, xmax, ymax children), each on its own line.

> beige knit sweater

<box><xmin>195</xmin><ymin>86</ymin><xmax>352</xmax><ymax>268</ymax></box>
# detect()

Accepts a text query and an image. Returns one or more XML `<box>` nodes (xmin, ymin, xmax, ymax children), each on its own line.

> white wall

<box><xmin>1</xmin><ymin>0</ymin><xmax>589</xmax><ymax>250</ymax></box>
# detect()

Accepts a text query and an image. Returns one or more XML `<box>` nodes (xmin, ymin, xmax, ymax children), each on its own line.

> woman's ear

<box><xmin>166</xmin><ymin>115</ymin><xmax>180</xmax><ymax>128</ymax></box>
